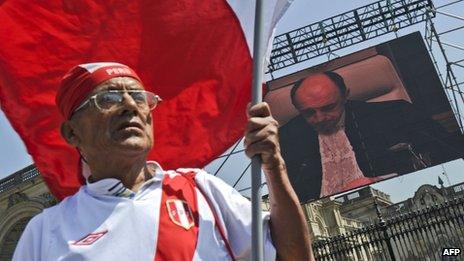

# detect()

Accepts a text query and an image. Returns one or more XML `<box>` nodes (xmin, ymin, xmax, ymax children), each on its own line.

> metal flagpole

<box><xmin>251</xmin><ymin>0</ymin><xmax>264</xmax><ymax>260</ymax></box>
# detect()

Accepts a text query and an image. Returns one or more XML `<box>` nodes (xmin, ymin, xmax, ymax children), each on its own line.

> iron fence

<box><xmin>313</xmin><ymin>197</ymin><xmax>464</xmax><ymax>260</ymax></box>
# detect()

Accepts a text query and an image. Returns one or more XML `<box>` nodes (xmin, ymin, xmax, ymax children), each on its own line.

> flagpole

<box><xmin>251</xmin><ymin>0</ymin><xmax>264</xmax><ymax>260</ymax></box>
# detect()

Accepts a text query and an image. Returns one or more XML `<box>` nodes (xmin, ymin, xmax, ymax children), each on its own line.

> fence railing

<box><xmin>313</xmin><ymin>197</ymin><xmax>464</xmax><ymax>260</ymax></box>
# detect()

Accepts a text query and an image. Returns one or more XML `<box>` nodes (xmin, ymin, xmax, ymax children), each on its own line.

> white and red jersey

<box><xmin>13</xmin><ymin>162</ymin><xmax>275</xmax><ymax>260</ymax></box>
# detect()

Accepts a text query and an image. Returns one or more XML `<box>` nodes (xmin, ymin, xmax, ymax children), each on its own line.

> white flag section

<box><xmin>227</xmin><ymin>0</ymin><xmax>292</xmax><ymax>58</ymax></box>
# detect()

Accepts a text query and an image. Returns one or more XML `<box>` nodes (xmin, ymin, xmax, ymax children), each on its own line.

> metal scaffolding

<box><xmin>268</xmin><ymin>0</ymin><xmax>434</xmax><ymax>72</ymax></box>
<box><xmin>424</xmin><ymin>0</ymin><xmax>464</xmax><ymax>131</ymax></box>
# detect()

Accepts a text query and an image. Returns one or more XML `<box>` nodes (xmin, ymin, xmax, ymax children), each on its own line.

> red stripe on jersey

<box><xmin>155</xmin><ymin>173</ymin><xmax>199</xmax><ymax>261</ymax></box>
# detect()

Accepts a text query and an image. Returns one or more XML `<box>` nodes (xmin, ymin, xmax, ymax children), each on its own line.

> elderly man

<box><xmin>13</xmin><ymin>62</ymin><xmax>312</xmax><ymax>260</ymax></box>
<box><xmin>279</xmin><ymin>71</ymin><xmax>458</xmax><ymax>203</ymax></box>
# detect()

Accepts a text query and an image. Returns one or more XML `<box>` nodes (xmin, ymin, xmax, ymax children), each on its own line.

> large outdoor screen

<box><xmin>266</xmin><ymin>32</ymin><xmax>464</xmax><ymax>203</ymax></box>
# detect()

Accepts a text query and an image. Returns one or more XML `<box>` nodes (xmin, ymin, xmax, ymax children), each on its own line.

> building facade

<box><xmin>309</xmin><ymin>179</ymin><xmax>464</xmax><ymax>260</ymax></box>
<box><xmin>0</xmin><ymin>166</ymin><xmax>56</xmax><ymax>260</ymax></box>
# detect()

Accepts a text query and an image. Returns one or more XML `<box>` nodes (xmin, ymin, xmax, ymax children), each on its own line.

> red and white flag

<box><xmin>0</xmin><ymin>0</ymin><xmax>290</xmax><ymax>199</ymax></box>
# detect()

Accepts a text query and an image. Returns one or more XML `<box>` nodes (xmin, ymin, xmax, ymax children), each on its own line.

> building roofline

<box><xmin>0</xmin><ymin>164</ymin><xmax>39</xmax><ymax>196</ymax></box>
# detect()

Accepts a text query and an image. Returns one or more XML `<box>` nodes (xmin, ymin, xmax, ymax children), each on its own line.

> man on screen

<box><xmin>279</xmin><ymin>71</ymin><xmax>459</xmax><ymax>203</ymax></box>
<box><xmin>13</xmin><ymin>62</ymin><xmax>312</xmax><ymax>260</ymax></box>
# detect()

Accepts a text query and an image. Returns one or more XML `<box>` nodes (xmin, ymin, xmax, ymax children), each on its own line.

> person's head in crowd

<box><xmin>290</xmin><ymin>71</ymin><xmax>349</xmax><ymax>134</ymax></box>
<box><xmin>56</xmin><ymin>62</ymin><xmax>162</xmax><ymax>166</ymax></box>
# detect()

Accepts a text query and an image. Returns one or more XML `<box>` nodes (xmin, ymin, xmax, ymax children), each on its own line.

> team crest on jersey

<box><xmin>166</xmin><ymin>199</ymin><xmax>194</xmax><ymax>230</ymax></box>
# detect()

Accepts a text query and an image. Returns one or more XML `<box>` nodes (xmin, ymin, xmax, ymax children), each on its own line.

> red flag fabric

<box><xmin>0</xmin><ymin>1</ymin><xmax>288</xmax><ymax>199</ymax></box>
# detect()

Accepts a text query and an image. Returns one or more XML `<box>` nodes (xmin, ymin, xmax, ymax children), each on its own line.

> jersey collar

<box><xmin>84</xmin><ymin>161</ymin><xmax>164</xmax><ymax>198</ymax></box>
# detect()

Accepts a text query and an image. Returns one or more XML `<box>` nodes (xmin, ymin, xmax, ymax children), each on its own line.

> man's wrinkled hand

<box><xmin>244</xmin><ymin>102</ymin><xmax>285</xmax><ymax>172</ymax></box>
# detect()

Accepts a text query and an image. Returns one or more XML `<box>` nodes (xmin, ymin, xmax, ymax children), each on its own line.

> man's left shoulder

<box><xmin>349</xmin><ymin>99</ymin><xmax>418</xmax><ymax>117</ymax></box>
<box><xmin>350</xmin><ymin>99</ymin><xmax>411</xmax><ymax>109</ymax></box>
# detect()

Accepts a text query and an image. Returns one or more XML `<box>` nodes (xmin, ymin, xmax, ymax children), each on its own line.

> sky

<box><xmin>0</xmin><ymin>0</ymin><xmax>463</xmax><ymax>204</ymax></box>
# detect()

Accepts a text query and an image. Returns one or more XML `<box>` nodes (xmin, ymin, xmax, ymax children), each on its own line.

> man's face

<box><xmin>294</xmin><ymin>75</ymin><xmax>347</xmax><ymax>134</ymax></box>
<box><xmin>67</xmin><ymin>77</ymin><xmax>154</xmax><ymax>159</ymax></box>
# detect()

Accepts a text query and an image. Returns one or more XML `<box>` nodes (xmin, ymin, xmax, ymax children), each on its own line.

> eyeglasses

<box><xmin>74</xmin><ymin>90</ymin><xmax>162</xmax><ymax>113</ymax></box>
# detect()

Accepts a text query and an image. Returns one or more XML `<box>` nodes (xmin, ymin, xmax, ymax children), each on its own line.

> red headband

<box><xmin>56</xmin><ymin>62</ymin><xmax>142</xmax><ymax>119</ymax></box>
